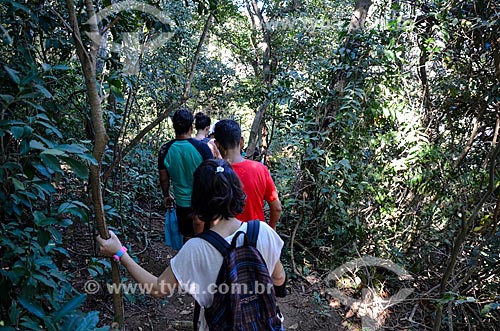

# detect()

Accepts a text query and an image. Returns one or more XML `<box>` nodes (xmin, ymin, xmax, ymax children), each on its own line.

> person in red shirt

<box><xmin>213</xmin><ymin>119</ymin><xmax>282</xmax><ymax>229</ymax></box>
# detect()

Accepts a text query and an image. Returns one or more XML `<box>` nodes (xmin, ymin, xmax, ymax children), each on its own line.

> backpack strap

<box><xmin>246</xmin><ymin>220</ymin><xmax>260</xmax><ymax>247</ymax></box>
<box><xmin>196</xmin><ymin>230</ymin><xmax>230</xmax><ymax>256</ymax></box>
<box><xmin>193</xmin><ymin>231</ymin><xmax>230</xmax><ymax>331</ymax></box>
<box><xmin>193</xmin><ymin>303</ymin><xmax>200</xmax><ymax>331</ymax></box>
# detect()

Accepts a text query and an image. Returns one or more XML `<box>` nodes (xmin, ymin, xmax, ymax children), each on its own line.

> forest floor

<box><xmin>67</xmin><ymin>206</ymin><xmax>368</xmax><ymax>331</ymax></box>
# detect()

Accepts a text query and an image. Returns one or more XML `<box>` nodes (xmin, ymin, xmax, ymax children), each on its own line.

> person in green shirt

<box><xmin>158</xmin><ymin>109</ymin><xmax>213</xmax><ymax>240</ymax></box>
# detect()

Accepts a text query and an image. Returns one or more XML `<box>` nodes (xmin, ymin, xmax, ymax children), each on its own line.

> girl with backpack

<box><xmin>97</xmin><ymin>159</ymin><xmax>287</xmax><ymax>330</ymax></box>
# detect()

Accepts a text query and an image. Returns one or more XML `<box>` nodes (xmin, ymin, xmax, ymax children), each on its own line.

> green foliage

<box><xmin>268</xmin><ymin>0</ymin><xmax>500</xmax><ymax>327</ymax></box>
<box><xmin>0</xmin><ymin>92</ymin><xmax>106</xmax><ymax>330</ymax></box>
<box><xmin>0</xmin><ymin>1</ymin><xmax>109</xmax><ymax>329</ymax></box>
<box><xmin>2</xmin><ymin>0</ymin><xmax>499</xmax><ymax>328</ymax></box>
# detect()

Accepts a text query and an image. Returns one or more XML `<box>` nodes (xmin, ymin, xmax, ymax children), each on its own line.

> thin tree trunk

<box><xmin>246</xmin><ymin>101</ymin><xmax>269</xmax><ymax>159</ymax></box>
<box><xmin>66</xmin><ymin>0</ymin><xmax>124</xmax><ymax>327</ymax></box>
<box><xmin>183</xmin><ymin>11</ymin><xmax>214</xmax><ymax>100</ymax></box>
<box><xmin>454</xmin><ymin>110</ymin><xmax>485</xmax><ymax>168</ymax></box>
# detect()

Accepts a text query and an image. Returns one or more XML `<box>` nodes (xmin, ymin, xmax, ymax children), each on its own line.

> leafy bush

<box><xmin>0</xmin><ymin>60</ymin><xmax>107</xmax><ymax>330</ymax></box>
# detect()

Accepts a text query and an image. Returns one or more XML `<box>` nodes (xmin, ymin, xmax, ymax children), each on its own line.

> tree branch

<box><xmin>433</xmin><ymin>141</ymin><xmax>500</xmax><ymax>331</ymax></box>
<box><xmin>103</xmin><ymin>11</ymin><xmax>214</xmax><ymax>181</ymax></box>
<box><xmin>183</xmin><ymin>11</ymin><xmax>214</xmax><ymax>100</ymax></box>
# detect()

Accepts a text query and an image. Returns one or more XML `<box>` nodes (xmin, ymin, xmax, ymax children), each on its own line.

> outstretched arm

<box><xmin>97</xmin><ymin>231</ymin><xmax>178</xmax><ymax>298</ymax></box>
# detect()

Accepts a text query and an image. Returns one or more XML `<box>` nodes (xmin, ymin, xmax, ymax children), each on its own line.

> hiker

<box><xmin>194</xmin><ymin>112</ymin><xmax>221</xmax><ymax>159</ymax></box>
<box><xmin>194</xmin><ymin>112</ymin><xmax>211</xmax><ymax>141</ymax></box>
<box><xmin>214</xmin><ymin>119</ymin><xmax>282</xmax><ymax>229</ymax></box>
<box><xmin>158</xmin><ymin>109</ymin><xmax>213</xmax><ymax>240</ymax></box>
<box><xmin>97</xmin><ymin>159</ymin><xmax>287</xmax><ymax>330</ymax></box>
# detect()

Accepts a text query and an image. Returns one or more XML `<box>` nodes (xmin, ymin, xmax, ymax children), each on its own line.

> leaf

<box><xmin>61</xmin><ymin>314</ymin><xmax>80</xmax><ymax>331</ymax></box>
<box><xmin>37</xmin><ymin>121</ymin><xmax>62</xmax><ymax>139</ymax></box>
<box><xmin>0</xmin><ymin>94</ymin><xmax>14</xmax><ymax>104</ymax></box>
<box><xmin>9</xmin><ymin>301</ymin><xmax>20</xmax><ymax>325</ymax></box>
<box><xmin>57</xmin><ymin>202</ymin><xmax>88</xmax><ymax>221</ymax></box>
<box><xmin>33</xmin><ymin>211</ymin><xmax>46</xmax><ymax>226</ymax></box>
<box><xmin>41</xmin><ymin>148</ymin><xmax>66</xmax><ymax>156</ymax></box>
<box><xmin>23</xmin><ymin>126</ymin><xmax>34</xmax><ymax>137</ymax></box>
<box><xmin>44</xmin><ymin>319</ymin><xmax>57</xmax><ymax>331</ymax></box>
<box><xmin>33</xmin><ymin>134</ymin><xmax>55</xmax><ymax>148</ymax></box>
<box><xmin>20</xmin><ymin>100</ymin><xmax>46</xmax><ymax>112</ymax></box>
<box><xmin>37</xmin><ymin>230</ymin><xmax>51</xmax><ymax>247</ymax></box>
<box><xmin>61</xmin><ymin>156</ymin><xmax>89</xmax><ymax>179</ymax></box>
<box><xmin>34</xmin><ymin>84</ymin><xmax>52</xmax><ymax>99</ymax></box>
<box><xmin>78</xmin><ymin>153</ymin><xmax>98</xmax><ymax>166</ymax></box>
<box><xmin>10</xmin><ymin>126</ymin><xmax>24</xmax><ymax>139</ymax></box>
<box><xmin>34</xmin><ymin>163</ymin><xmax>52</xmax><ymax>177</ymax></box>
<box><xmin>51</xmin><ymin>64</ymin><xmax>70</xmax><ymax>71</ymax></box>
<box><xmin>19</xmin><ymin>319</ymin><xmax>43</xmax><ymax>330</ymax></box>
<box><xmin>18</xmin><ymin>297</ymin><xmax>46</xmax><ymax>319</ymax></box>
<box><xmin>88</xmin><ymin>269</ymin><xmax>98</xmax><ymax>277</ymax></box>
<box><xmin>339</xmin><ymin>159</ymin><xmax>352</xmax><ymax>171</ymax></box>
<box><xmin>40</xmin><ymin>154</ymin><xmax>61</xmax><ymax>173</ymax></box>
<box><xmin>4</xmin><ymin>65</ymin><xmax>20</xmax><ymax>84</ymax></box>
<box><xmin>33</xmin><ymin>182</ymin><xmax>56</xmax><ymax>195</ymax></box>
<box><xmin>454</xmin><ymin>297</ymin><xmax>476</xmax><ymax>305</ymax></box>
<box><xmin>4</xmin><ymin>0</ymin><xmax>32</xmax><ymax>14</ymax></box>
<box><xmin>54</xmin><ymin>294</ymin><xmax>86</xmax><ymax>320</ymax></box>
<box><xmin>481</xmin><ymin>303</ymin><xmax>500</xmax><ymax>316</ymax></box>
<box><xmin>75</xmin><ymin>311</ymin><xmax>99</xmax><ymax>331</ymax></box>
<box><xmin>56</xmin><ymin>144</ymin><xmax>88</xmax><ymax>154</ymax></box>
<box><xmin>35</xmin><ymin>113</ymin><xmax>50</xmax><ymax>121</ymax></box>
<box><xmin>34</xmin><ymin>256</ymin><xmax>55</xmax><ymax>268</ymax></box>
<box><xmin>11</xmin><ymin>177</ymin><xmax>25</xmax><ymax>191</ymax></box>
<box><xmin>47</xmin><ymin>227</ymin><xmax>62</xmax><ymax>244</ymax></box>
<box><xmin>32</xmin><ymin>274</ymin><xmax>58</xmax><ymax>288</ymax></box>
<box><xmin>29</xmin><ymin>140</ymin><xmax>46</xmax><ymax>151</ymax></box>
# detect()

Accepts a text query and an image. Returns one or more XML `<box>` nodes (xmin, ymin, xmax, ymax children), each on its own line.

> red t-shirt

<box><xmin>231</xmin><ymin>160</ymin><xmax>279</xmax><ymax>222</ymax></box>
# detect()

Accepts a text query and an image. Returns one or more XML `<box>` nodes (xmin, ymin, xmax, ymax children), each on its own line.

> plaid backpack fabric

<box><xmin>194</xmin><ymin>221</ymin><xmax>283</xmax><ymax>331</ymax></box>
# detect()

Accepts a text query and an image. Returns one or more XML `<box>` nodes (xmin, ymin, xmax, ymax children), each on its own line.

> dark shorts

<box><xmin>176</xmin><ymin>205</ymin><xmax>194</xmax><ymax>237</ymax></box>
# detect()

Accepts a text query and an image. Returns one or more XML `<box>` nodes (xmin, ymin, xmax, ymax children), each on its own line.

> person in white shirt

<box><xmin>97</xmin><ymin>159</ymin><xmax>286</xmax><ymax>330</ymax></box>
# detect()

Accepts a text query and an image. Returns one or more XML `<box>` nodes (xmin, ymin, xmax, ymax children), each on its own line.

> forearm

<box><xmin>120</xmin><ymin>253</ymin><xmax>170</xmax><ymax>297</ymax></box>
<box><xmin>271</xmin><ymin>260</ymin><xmax>286</xmax><ymax>286</ymax></box>
<box><xmin>159</xmin><ymin>170</ymin><xmax>170</xmax><ymax>196</ymax></box>
<box><xmin>268</xmin><ymin>199</ymin><xmax>282</xmax><ymax>230</ymax></box>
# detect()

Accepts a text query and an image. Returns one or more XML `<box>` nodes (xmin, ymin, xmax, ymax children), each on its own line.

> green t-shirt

<box><xmin>159</xmin><ymin>138</ymin><xmax>213</xmax><ymax>207</ymax></box>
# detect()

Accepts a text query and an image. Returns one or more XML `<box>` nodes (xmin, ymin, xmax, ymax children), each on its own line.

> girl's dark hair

<box><xmin>192</xmin><ymin>159</ymin><xmax>246</xmax><ymax>223</ymax></box>
<box><xmin>195</xmin><ymin>112</ymin><xmax>211</xmax><ymax>130</ymax></box>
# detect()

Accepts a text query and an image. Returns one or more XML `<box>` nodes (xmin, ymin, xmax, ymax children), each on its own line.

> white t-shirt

<box><xmin>170</xmin><ymin>221</ymin><xmax>284</xmax><ymax>331</ymax></box>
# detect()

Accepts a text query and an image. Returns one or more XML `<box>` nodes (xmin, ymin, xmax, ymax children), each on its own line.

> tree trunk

<box><xmin>66</xmin><ymin>0</ymin><xmax>124</xmax><ymax>327</ymax></box>
<box><xmin>246</xmin><ymin>101</ymin><xmax>269</xmax><ymax>160</ymax></box>
<box><xmin>348</xmin><ymin>0</ymin><xmax>373</xmax><ymax>33</ymax></box>
<box><xmin>245</xmin><ymin>0</ymin><xmax>274</xmax><ymax>160</ymax></box>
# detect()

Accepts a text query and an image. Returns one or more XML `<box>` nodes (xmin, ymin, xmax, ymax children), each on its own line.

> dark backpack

<box><xmin>194</xmin><ymin>221</ymin><xmax>283</xmax><ymax>331</ymax></box>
